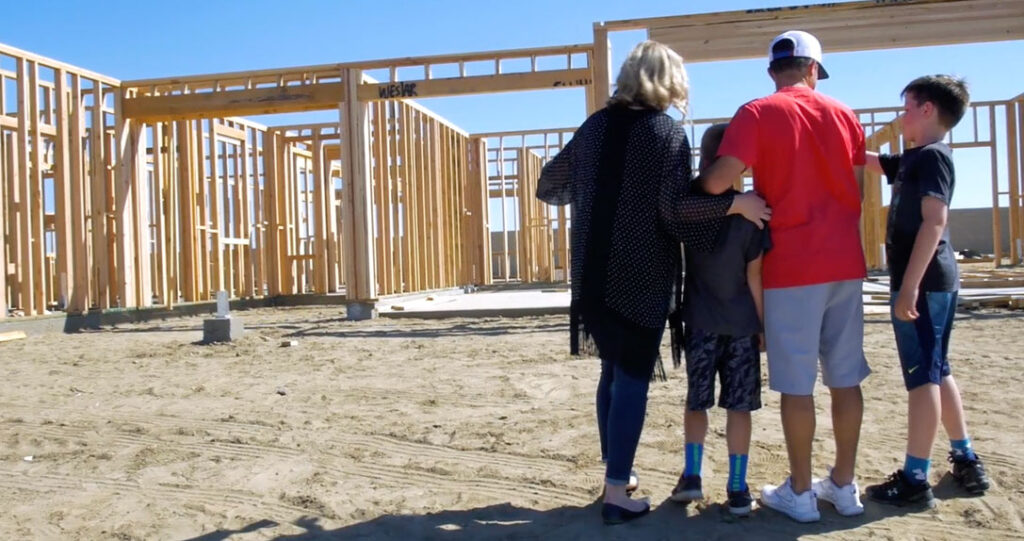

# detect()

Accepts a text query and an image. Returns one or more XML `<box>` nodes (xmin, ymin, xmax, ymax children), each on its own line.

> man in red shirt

<box><xmin>700</xmin><ymin>30</ymin><xmax>870</xmax><ymax>523</ymax></box>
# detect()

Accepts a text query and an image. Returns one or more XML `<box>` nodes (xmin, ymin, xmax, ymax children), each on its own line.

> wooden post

<box><xmin>264</xmin><ymin>131</ymin><xmax>282</xmax><ymax>296</ymax></box>
<box><xmin>591</xmin><ymin>23</ymin><xmax>612</xmax><ymax>115</ymax></box>
<box><xmin>54</xmin><ymin>69</ymin><xmax>74</xmax><ymax>309</ymax></box>
<box><xmin>176</xmin><ymin>120</ymin><xmax>198</xmax><ymax>301</ymax></box>
<box><xmin>322</xmin><ymin>136</ymin><xmax>339</xmax><ymax>293</ymax></box>
<box><xmin>68</xmin><ymin>74</ymin><xmax>88</xmax><ymax>313</ymax></box>
<box><xmin>498</xmin><ymin>137</ymin><xmax>509</xmax><ymax>281</ymax></box>
<box><xmin>0</xmin><ymin>135</ymin><xmax>6</xmax><ymax>318</ymax></box>
<box><xmin>466</xmin><ymin>136</ymin><xmax>491</xmax><ymax>286</ymax></box>
<box><xmin>113</xmin><ymin>90</ymin><xmax>139</xmax><ymax>308</ymax></box>
<box><xmin>90</xmin><ymin>83</ymin><xmax>109</xmax><ymax>309</ymax></box>
<box><xmin>132</xmin><ymin>119</ymin><xmax>151</xmax><ymax>307</ymax></box>
<box><xmin>311</xmin><ymin>136</ymin><xmax>328</xmax><ymax>294</ymax></box>
<box><xmin>1017</xmin><ymin>101</ymin><xmax>1024</xmax><ymax>265</ymax></box>
<box><xmin>208</xmin><ymin>122</ymin><xmax>223</xmax><ymax>294</ymax></box>
<box><xmin>1007</xmin><ymin>102</ymin><xmax>1021</xmax><ymax>264</ymax></box>
<box><xmin>371</xmin><ymin>102</ymin><xmax>391</xmax><ymax>295</ymax></box>
<box><xmin>990</xmin><ymin>107</ymin><xmax>1002</xmax><ymax>266</ymax></box>
<box><xmin>340</xmin><ymin>68</ymin><xmax>377</xmax><ymax>303</ymax></box>
<box><xmin>28</xmin><ymin>61</ymin><xmax>46</xmax><ymax>312</ymax></box>
<box><xmin>152</xmin><ymin>122</ymin><xmax>168</xmax><ymax>305</ymax></box>
<box><xmin>16</xmin><ymin>58</ymin><xmax>34</xmax><ymax>315</ymax></box>
<box><xmin>516</xmin><ymin>148</ymin><xmax>531</xmax><ymax>282</ymax></box>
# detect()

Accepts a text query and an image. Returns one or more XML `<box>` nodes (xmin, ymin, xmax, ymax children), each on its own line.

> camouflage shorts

<box><xmin>683</xmin><ymin>327</ymin><xmax>762</xmax><ymax>411</ymax></box>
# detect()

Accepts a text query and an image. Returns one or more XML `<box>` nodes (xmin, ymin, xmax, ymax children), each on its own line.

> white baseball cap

<box><xmin>768</xmin><ymin>30</ymin><xmax>830</xmax><ymax>79</ymax></box>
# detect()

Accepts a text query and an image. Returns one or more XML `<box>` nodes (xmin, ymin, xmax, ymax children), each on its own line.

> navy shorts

<box><xmin>683</xmin><ymin>327</ymin><xmax>762</xmax><ymax>411</ymax></box>
<box><xmin>891</xmin><ymin>290</ymin><xmax>957</xmax><ymax>390</ymax></box>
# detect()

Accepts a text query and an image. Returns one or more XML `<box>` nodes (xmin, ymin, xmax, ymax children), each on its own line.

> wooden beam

<box><xmin>0</xmin><ymin>330</ymin><xmax>26</xmax><ymax>343</ymax></box>
<box><xmin>122</xmin><ymin>82</ymin><xmax>347</xmax><ymax>123</ymax></box>
<box><xmin>645</xmin><ymin>0</ymin><xmax>1024</xmax><ymax>63</ymax></box>
<box><xmin>357</xmin><ymin>69</ymin><xmax>592</xmax><ymax>102</ymax></box>
<box><xmin>120</xmin><ymin>43</ymin><xmax>592</xmax><ymax>91</ymax></box>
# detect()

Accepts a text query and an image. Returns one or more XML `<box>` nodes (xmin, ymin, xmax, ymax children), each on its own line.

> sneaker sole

<box><xmin>728</xmin><ymin>503</ymin><xmax>752</xmax><ymax>516</ymax></box>
<box><xmin>867</xmin><ymin>491</ymin><xmax>937</xmax><ymax>509</ymax></box>
<box><xmin>954</xmin><ymin>476</ymin><xmax>990</xmax><ymax>495</ymax></box>
<box><xmin>817</xmin><ymin>496</ymin><xmax>864</xmax><ymax>516</ymax></box>
<box><xmin>669</xmin><ymin>489</ymin><xmax>703</xmax><ymax>503</ymax></box>
<box><xmin>759</xmin><ymin>497</ymin><xmax>820</xmax><ymax>523</ymax></box>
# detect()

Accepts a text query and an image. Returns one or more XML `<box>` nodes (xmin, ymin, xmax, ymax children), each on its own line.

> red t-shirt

<box><xmin>718</xmin><ymin>85</ymin><xmax>867</xmax><ymax>289</ymax></box>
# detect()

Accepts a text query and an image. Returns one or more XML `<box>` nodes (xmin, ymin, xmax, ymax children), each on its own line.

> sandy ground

<box><xmin>1</xmin><ymin>304</ymin><xmax>1022</xmax><ymax>540</ymax></box>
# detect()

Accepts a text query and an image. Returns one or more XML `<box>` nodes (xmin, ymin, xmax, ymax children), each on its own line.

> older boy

<box><xmin>865</xmin><ymin>75</ymin><xmax>990</xmax><ymax>507</ymax></box>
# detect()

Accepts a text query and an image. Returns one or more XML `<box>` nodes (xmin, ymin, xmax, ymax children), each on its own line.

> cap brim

<box><xmin>817</xmin><ymin>63</ymin><xmax>830</xmax><ymax>80</ymax></box>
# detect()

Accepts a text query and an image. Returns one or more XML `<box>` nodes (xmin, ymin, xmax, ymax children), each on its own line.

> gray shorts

<box><xmin>764</xmin><ymin>279</ymin><xmax>870</xmax><ymax>395</ymax></box>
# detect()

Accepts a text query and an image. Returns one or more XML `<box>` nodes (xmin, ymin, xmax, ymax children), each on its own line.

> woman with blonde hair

<box><xmin>537</xmin><ymin>40</ymin><xmax>769</xmax><ymax>525</ymax></box>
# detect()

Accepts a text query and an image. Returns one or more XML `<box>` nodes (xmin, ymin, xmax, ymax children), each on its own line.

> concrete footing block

<box><xmin>346</xmin><ymin>301</ymin><xmax>378</xmax><ymax>321</ymax></box>
<box><xmin>203</xmin><ymin>317</ymin><xmax>244</xmax><ymax>343</ymax></box>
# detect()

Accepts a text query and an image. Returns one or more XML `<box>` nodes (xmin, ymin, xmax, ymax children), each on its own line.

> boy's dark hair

<box><xmin>768</xmin><ymin>39</ymin><xmax>814</xmax><ymax>76</ymax></box>
<box><xmin>902</xmin><ymin>75</ymin><xmax>970</xmax><ymax>129</ymax></box>
<box><xmin>700</xmin><ymin>123</ymin><xmax>728</xmax><ymax>166</ymax></box>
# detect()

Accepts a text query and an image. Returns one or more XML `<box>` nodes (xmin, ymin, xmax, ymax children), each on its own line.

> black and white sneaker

<box><xmin>727</xmin><ymin>487</ymin><xmax>753</xmax><ymax>516</ymax></box>
<box><xmin>670</xmin><ymin>474</ymin><xmax>703</xmax><ymax>503</ymax></box>
<box><xmin>866</xmin><ymin>469</ymin><xmax>936</xmax><ymax>508</ymax></box>
<box><xmin>949</xmin><ymin>452</ymin><xmax>991</xmax><ymax>494</ymax></box>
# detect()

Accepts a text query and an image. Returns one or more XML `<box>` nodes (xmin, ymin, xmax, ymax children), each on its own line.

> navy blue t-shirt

<box><xmin>681</xmin><ymin>197</ymin><xmax>770</xmax><ymax>336</ymax></box>
<box><xmin>880</xmin><ymin>142</ymin><xmax>959</xmax><ymax>292</ymax></box>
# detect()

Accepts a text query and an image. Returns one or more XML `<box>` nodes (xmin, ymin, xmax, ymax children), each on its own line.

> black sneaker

<box><xmin>670</xmin><ymin>474</ymin><xmax>703</xmax><ymax>503</ymax></box>
<box><xmin>727</xmin><ymin>487</ymin><xmax>753</xmax><ymax>516</ymax></box>
<box><xmin>949</xmin><ymin>451</ymin><xmax>991</xmax><ymax>494</ymax></box>
<box><xmin>866</xmin><ymin>470</ymin><xmax>936</xmax><ymax>508</ymax></box>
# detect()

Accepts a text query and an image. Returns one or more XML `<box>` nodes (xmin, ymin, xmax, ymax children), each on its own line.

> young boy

<box><xmin>670</xmin><ymin>123</ymin><xmax>769</xmax><ymax>516</ymax></box>
<box><xmin>865</xmin><ymin>75</ymin><xmax>990</xmax><ymax>507</ymax></box>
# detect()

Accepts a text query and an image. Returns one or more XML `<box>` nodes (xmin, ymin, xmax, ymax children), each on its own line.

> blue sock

<box><xmin>904</xmin><ymin>454</ymin><xmax>931</xmax><ymax>485</ymax></box>
<box><xmin>684</xmin><ymin>443</ymin><xmax>703</xmax><ymax>477</ymax></box>
<box><xmin>951</xmin><ymin>438</ymin><xmax>976</xmax><ymax>460</ymax></box>
<box><xmin>728</xmin><ymin>454</ymin><xmax>749</xmax><ymax>492</ymax></box>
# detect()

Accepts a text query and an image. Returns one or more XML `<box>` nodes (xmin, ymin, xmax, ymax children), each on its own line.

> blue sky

<box><xmin>3</xmin><ymin>0</ymin><xmax>1023</xmax><ymax>208</ymax></box>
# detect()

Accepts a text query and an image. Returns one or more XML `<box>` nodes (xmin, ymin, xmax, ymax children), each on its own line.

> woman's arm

<box><xmin>658</xmin><ymin>128</ymin><xmax>732</xmax><ymax>250</ymax></box>
<box><xmin>536</xmin><ymin>137</ymin><xmax>576</xmax><ymax>206</ymax></box>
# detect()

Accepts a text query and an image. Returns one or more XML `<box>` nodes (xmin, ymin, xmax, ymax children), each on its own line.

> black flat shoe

<box><xmin>601</xmin><ymin>502</ymin><xmax>651</xmax><ymax>525</ymax></box>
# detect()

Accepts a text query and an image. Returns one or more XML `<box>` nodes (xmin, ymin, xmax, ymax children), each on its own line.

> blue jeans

<box><xmin>891</xmin><ymin>290</ymin><xmax>957</xmax><ymax>390</ymax></box>
<box><xmin>596</xmin><ymin>358</ymin><xmax>650</xmax><ymax>485</ymax></box>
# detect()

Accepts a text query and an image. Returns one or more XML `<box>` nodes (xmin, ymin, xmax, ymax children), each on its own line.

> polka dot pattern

<box><xmin>537</xmin><ymin>107</ymin><xmax>734</xmax><ymax>329</ymax></box>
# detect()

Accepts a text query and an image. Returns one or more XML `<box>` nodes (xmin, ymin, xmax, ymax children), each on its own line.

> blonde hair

<box><xmin>609</xmin><ymin>41</ymin><xmax>689</xmax><ymax>114</ymax></box>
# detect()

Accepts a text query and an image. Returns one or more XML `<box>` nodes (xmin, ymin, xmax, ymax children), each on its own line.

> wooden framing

<box><xmin>601</xmin><ymin>0</ymin><xmax>1024</xmax><ymax>61</ymax></box>
<box><xmin>2</xmin><ymin>0</ymin><xmax>1023</xmax><ymax>318</ymax></box>
<box><xmin>475</xmin><ymin>129</ymin><xmax>574</xmax><ymax>283</ymax></box>
<box><xmin>476</xmin><ymin>99</ymin><xmax>1024</xmax><ymax>283</ymax></box>
<box><xmin>121</xmin><ymin>44</ymin><xmax>593</xmax><ymax>123</ymax></box>
<box><xmin>0</xmin><ymin>44</ymin><xmax>119</xmax><ymax>316</ymax></box>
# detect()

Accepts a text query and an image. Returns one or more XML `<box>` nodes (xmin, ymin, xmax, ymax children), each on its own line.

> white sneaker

<box><xmin>761</xmin><ymin>478</ymin><xmax>820</xmax><ymax>523</ymax></box>
<box><xmin>812</xmin><ymin>468</ymin><xmax>864</xmax><ymax>516</ymax></box>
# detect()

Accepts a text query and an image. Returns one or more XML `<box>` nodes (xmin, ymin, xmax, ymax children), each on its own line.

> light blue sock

<box><xmin>684</xmin><ymin>443</ymin><xmax>703</xmax><ymax>477</ymax></box>
<box><xmin>951</xmin><ymin>438</ymin><xmax>976</xmax><ymax>460</ymax></box>
<box><xmin>728</xmin><ymin>454</ymin><xmax>748</xmax><ymax>492</ymax></box>
<box><xmin>904</xmin><ymin>454</ymin><xmax>931</xmax><ymax>485</ymax></box>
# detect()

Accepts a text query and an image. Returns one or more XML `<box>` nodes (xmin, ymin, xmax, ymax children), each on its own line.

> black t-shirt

<box><xmin>681</xmin><ymin>211</ymin><xmax>770</xmax><ymax>336</ymax></box>
<box><xmin>880</xmin><ymin>142</ymin><xmax>959</xmax><ymax>292</ymax></box>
